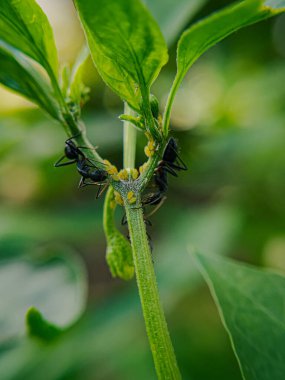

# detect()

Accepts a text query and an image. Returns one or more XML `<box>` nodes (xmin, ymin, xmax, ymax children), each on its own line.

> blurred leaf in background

<box><xmin>195</xmin><ymin>252</ymin><xmax>285</xmax><ymax>380</ymax></box>
<box><xmin>0</xmin><ymin>245</ymin><xmax>87</xmax><ymax>344</ymax></box>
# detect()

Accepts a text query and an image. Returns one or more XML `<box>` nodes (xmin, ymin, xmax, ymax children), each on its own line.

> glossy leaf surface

<box><xmin>195</xmin><ymin>252</ymin><xmax>285</xmax><ymax>380</ymax></box>
<box><xmin>74</xmin><ymin>0</ymin><xmax>168</xmax><ymax>111</ymax></box>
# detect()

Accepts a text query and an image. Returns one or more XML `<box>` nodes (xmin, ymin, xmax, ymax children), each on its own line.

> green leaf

<box><xmin>143</xmin><ymin>0</ymin><xmax>209</xmax><ymax>46</ymax></box>
<box><xmin>0</xmin><ymin>42</ymin><xmax>60</xmax><ymax>119</ymax></box>
<box><xmin>103</xmin><ymin>188</ymin><xmax>134</xmax><ymax>281</ymax></box>
<box><xmin>26</xmin><ymin>307</ymin><xmax>62</xmax><ymax>342</ymax></box>
<box><xmin>163</xmin><ymin>0</ymin><xmax>285</xmax><ymax>135</ymax></box>
<box><xmin>74</xmin><ymin>0</ymin><xmax>168</xmax><ymax>112</ymax></box>
<box><xmin>194</xmin><ymin>252</ymin><xmax>285</xmax><ymax>380</ymax></box>
<box><xmin>0</xmin><ymin>0</ymin><xmax>58</xmax><ymax>76</ymax></box>
<box><xmin>119</xmin><ymin>114</ymin><xmax>144</xmax><ymax>131</ymax></box>
<box><xmin>0</xmin><ymin>246</ymin><xmax>87</xmax><ymax>343</ymax></box>
<box><xmin>68</xmin><ymin>45</ymin><xmax>90</xmax><ymax>107</ymax></box>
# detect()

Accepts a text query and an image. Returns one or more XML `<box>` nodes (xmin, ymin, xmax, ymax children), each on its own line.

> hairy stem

<box><xmin>125</xmin><ymin>199</ymin><xmax>181</xmax><ymax>380</ymax></box>
<box><xmin>123</xmin><ymin>102</ymin><xmax>137</xmax><ymax>169</ymax></box>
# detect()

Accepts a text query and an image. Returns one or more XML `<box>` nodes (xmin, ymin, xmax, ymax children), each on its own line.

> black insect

<box><xmin>77</xmin><ymin>159</ymin><xmax>109</xmax><ymax>198</ymax></box>
<box><xmin>54</xmin><ymin>135</ymin><xmax>109</xmax><ymax>197</ymax></box>
<box><xmin>54</xmin><ymin>136</ymin><xmax>86</xmax><ymax>167</ymax></box>
<box><xmin>143</xmin><ymin>137</ymin><xmax>187</xmax><ymax>207</ymax></box>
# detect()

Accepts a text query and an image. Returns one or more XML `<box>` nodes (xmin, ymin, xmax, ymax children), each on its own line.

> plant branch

<box><xmin>125</xmin><ymin>198</ymin><xmax>181</xmax><ymax>380</ymax></box>
<box><xmin>162</xmin><ymin>74</ymin><xmax>181</xmax><ymax>137</ymax></box>
<box><xmin>123</xmin><ymin>102</ymin><xmax>137</xmax><ymax>169</ymax></box>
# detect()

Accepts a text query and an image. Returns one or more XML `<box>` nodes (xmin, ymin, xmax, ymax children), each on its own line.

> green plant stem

<box><xmin>123</xmin><ymin>102</ymin><xmax>137</xmax><ymax>169</ymax></box>
<box><xmin>125</xmin><ymin>199</ymin><xmax>181</xmax><ymax>380</ymax></box>
<box><xmin>162</xmin><ymin>74</ymin><xmax>181</xmax><ymax>137</ymax></box>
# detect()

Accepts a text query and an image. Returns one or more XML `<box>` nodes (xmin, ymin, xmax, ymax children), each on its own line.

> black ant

<box><xmin>54</xmin><ymin>136</ymin><xmax>86</xmax><ymax>167</ymax></box>
<box><xmin>54</xmin><ymin>135</ymin><xmax>109</xmax><ymax>197</ymax></box>
<box><xmin>143</xmin><ymin>137</ymin><xmax>187</xmax><ymax>207</ymax></box>
<box><xmin>77</xmin><ymin>159</ymin><xmax>109</xmax><ymax>198</ymax></box>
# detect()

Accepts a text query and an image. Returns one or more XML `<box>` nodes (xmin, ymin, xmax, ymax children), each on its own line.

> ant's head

<box><xmin>65</xmin><ymin>139</ymin><xmax>82</xmax><ymax>160</ymax></box>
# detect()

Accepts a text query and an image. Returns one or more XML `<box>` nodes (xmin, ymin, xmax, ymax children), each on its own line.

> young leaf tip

<box><xmin>106</xmin><ymin>232</ymin><xmax>135</xmax><ymax>281</ymax></box>
<box><xmin>26</xmin><ymin>306</ymin><xmax>62</xmax><ymax>342</ymax></box>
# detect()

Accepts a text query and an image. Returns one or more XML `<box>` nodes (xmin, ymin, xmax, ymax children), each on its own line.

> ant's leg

<box><xmin>96</xmin><ymin>182</ymin><xmax>109</xmax><ymax>199</ymax></box>
<box><xmin>99</xmin><ymin>182</ymin><xmax>110</xmax><ymax>197</ymax></box>
<box><xmin>145</xmin><ymin>196</ymin><xmax>167</xmax><ymax>218</ymax></box>
<box><xmin>78</xmin><ymin>177</ymin><xmax>102</xmax><ymax>188</ymax></box>
<box><xmin>163</xmin><ymin>165</ymin><xmax>178</xmax><ymax>177</ymax></box>
<box><xmin>176</xmin><ymin>155</ymin><xmax>188</xmax><ymax>170</ymax></box>
<box><xmin>54</xmin><ymin>157</ymin><xmax>77</xmax><ymax>167</ymax></box>
<box><xmin>142</xmin><ymin>192</ymin><xmax>162</xmax><ymax>206</ymax></box>
<box><xmin>144</xmin><ymin>218</ymin><xmax>152</xmax><ymax>227</ymax></box>
<box><xmin>77</xmin><ymin>145</ymin><xmax>98</xmax><ymax>151</ymax></box>
<box><xmin>95</xmin><ymin>184</ymin><xmax>101</xmax><ymax>198</ymax></box>
<box><xmin>166</xmin><ymin>141</ymin><xmax>188</xmax><ymax>170</ymax></box>
<box><xmin>66</xmin><ymin>133</ymin><xmax>81</xmax><ymax>143</ymax></box>
<box><xmin>121</xmin><ymin>213</ymin><xmax>128</xmax><ymax>226</ymax></box>
<box><xmin>79</xmin><ymin>178</ymin><xmax>99</xmax><ymax>188</ymax></box>
<box><xmin>78</xmin><ymin>177</ymin><xmax>85</xmax><ymax>188</ymax></box>
<box><xmin>155</xmin><ymin>175</ymin><xmax>168</xmax><ymax>190</ymax></box>
<box><xmin>146</xmin><ymin>232</ymin><xmax>154</xmax><ymax>253</ymax></box>
<box><xmin>167</xmin><ymin>161</ymin><xmax>187</xmax><ymax>171</ymax></box>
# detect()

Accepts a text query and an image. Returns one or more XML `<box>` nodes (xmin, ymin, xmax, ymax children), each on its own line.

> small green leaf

<box><xmin>194</xmin><ymin>251</ymin><xmax>285</xmax><ymax>380</ymax></box>
<box><xmin>74</xmin><ymin>0</ymin><xmax>168</xmax><ymax>112</ymax></box>
<box><xmin>0</xmin><ymin>42</ymin><xmax>60</xmax><ymax>119</ymax></box>
<box><xmin>59</xmin><ymin>46</ymin><xmax>90</xmax><ymax>121</ymax></box>
<box><xmin>163</xmin><ymin>0</ymin><xmax>285</xmax><ymax>135</ymax></box>
<box><xmin>119</xmin><ymin>114</ymin><xmax>144</xmax><ymax>131</ymax></box>
<box><xmin>0</xmin><ymin>0</ymin><xmax>58</xmax><ymax>76</ymax></box>
<box><xmin>26</xmin><ymin>307</ymin><xmax>62</xmax><ymax>342</ymax></box>
<box><xmin>103</xmin><ymin>188</ymin><xmax>134</xmax><ymax>281</ymax></box>
<box><xmin>68</xmin><ymin>45</ymin><xmax>90</xmax><ymax>112</ymax></box>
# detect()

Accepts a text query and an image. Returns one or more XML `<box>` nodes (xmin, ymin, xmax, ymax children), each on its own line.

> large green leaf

<box><xmin>0</xmin><ymin>246</ymin><xmax>87</xmax><ymax>344</ymax></box>
<box><xmin>163</xmin><ymin>0</ymin><xmax>285</xmax><ymax>134</ymax></box>
<box><xmin>74</xmin><ymin>0</ymin><xmax>168</xmax><ymax>111</ymax></box>
<box><xmin>143</xmin><ymin>0</ymin><xmax>209</xmax><ymax>46</ymax></box>
<box><xmin>195</xmin><ymin>252</ymin><xmax>285</xmax><ymax>380</ymax></box>
<box><xmin>0</xmin><ymin>42</ymin><xmax>60</xmax><ymax>119</ymax></box>
<box><xmin>0</xmin><ymin>0</ymin><xmax>58</xmax><ymax>76</ymax></box>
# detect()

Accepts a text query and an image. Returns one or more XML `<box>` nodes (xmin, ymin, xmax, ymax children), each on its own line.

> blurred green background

<box><xmin>0</xmin><ymin>0</ymin><xmax>285</xmax><ymax>379</ymax></box>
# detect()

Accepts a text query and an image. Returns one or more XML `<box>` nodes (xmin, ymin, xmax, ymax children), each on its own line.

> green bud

<box><xmin>103</xmin><ymin>188</ymin><xmax>134</xmax><ymax>281</ymax></box>
<box><xmin>106</xmin><ymin>231</ymin><xmax>134</xmax><ymax>280</ymax></box>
